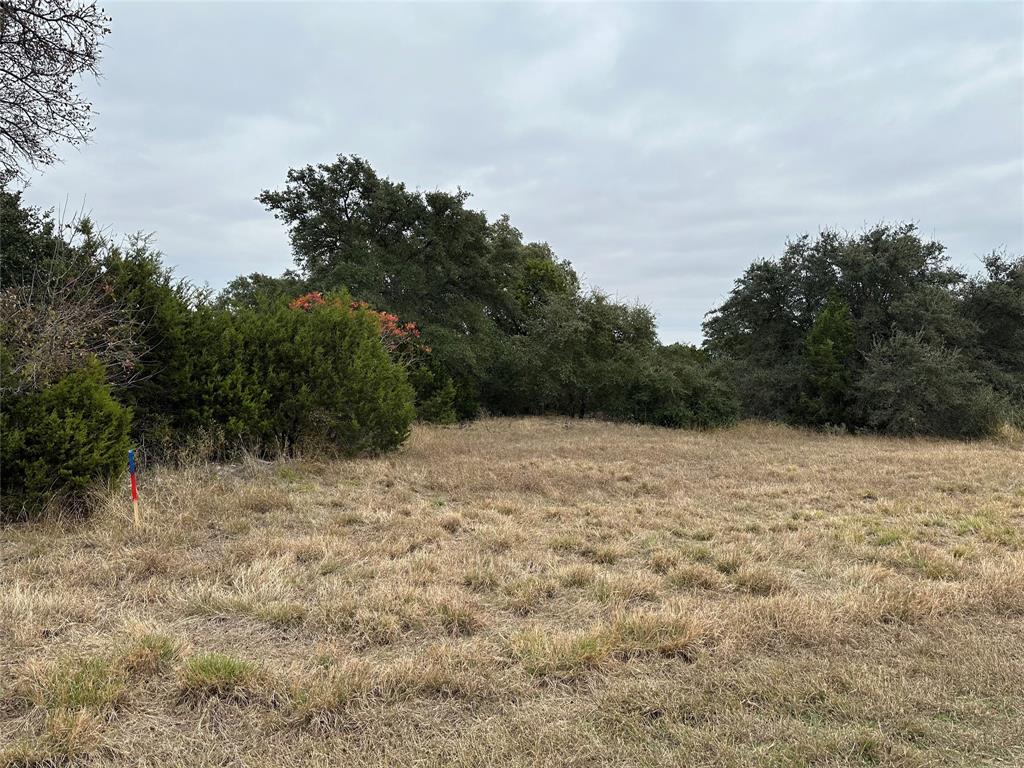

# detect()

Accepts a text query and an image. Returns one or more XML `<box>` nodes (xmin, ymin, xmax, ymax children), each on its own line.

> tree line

<box><xmin>252</xmin><ymin>156</ymin><xmax>738</xmax><ymax>428</ymax></box>
<box><xmin>0</xmin><ymin>156</ymin><xmax>739</xmax><ymax>520</ymax></box>
<box><xmin>2</xmin><ymin>156</ymin><xmax>1021</xmax><ymax>520</ymax></box>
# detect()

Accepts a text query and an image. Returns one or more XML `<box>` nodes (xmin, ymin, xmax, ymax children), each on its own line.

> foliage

<box><xmin>186</xmin><ymin>294</ymin><xmax>415</xmax><ymax>456</ymax></box>
<box><xmin>634</xmin><ymin>345</ymin><xmax>740</xmax><ymax>429</ymax></box>
<box><xmin>857</xmin><ymin>333</ymin><xmax>1004</xmax><ymax>438</ymax></box>
<box><xmin>488</xmin><ymin>214</ymin><xmax>580</xmax><ymax>334</ymax></box>
<box><xmin>960</xmin><ymin>252</ymin><xmax>1024</xmax><ymax>415</ymax></box>
<box><xmin>0</xmin><ymin>193</ymin><xmax>138</xmax><ymax>397</ymax></box>
<box><xmin>0</xmin><ymin>0</ymin><xmax>111</xmax><ymax>181</ymax></box>
<box><xmin>1</xmin><ymin>192</ymin><xmax>137</xmax><ymax>517</ymax></box>
<box><xmin>1</xmin><ymin>357</ymin><xmax>130</xmax><ymax>520</ymax></box>
<box><xmin>1</xmin><ymin>191</ymin><xmax>416</xmax><ymax>515</ymax></box>
<box><xmin>485</xmin><ymin>293</ymin><xmax>651</xmax><ymax>419</ymax></box>
<box><xmin>0</xmin><ymin>189</ymin><xmax>196</xmax><ymax>452</ymax></box>
<box><xmin>0</xmin><ymin>187</ymin><xmax>70</xmax><ymax>285</ymax></box>
<box><xmin>11</xmin><ymin>151</ymin><xmax>1020</xmax><ymax>524</ymax></box>
<box><xmin>98</xmin><ymin>233</ymin><xmax>200</xmax><ymax>452</ymax></box>
<box><xmin>259</xmin><ymin>156</ymin><xmax>739</xmax><ymax>428</ymax></box>
<box><xmin>258</xmin><ymin>155</ymin><xmax>580</xmax><ymax>417</ymax></box>
<box><xmin>410</xmin><ymin>369</ymin><xmax>458</xmax><ymax>424</ymax></box>
<box><xmin>259</xmin><ymin>156</ymin><xmax>501</xmax><ymax>328</ymax></box>
<box><xmin>798</xmin><ymin>292</ymin><xmax>856</xmax><ymax>427</ymax></box>
<box><xmin>291</xmin><ymin>293</ymin><xmax>425</xmax><ymax>359</ymax></box>
<box><xmin>217</xmin><ymin>270</ymin><xmax>308</xmax><ymax>312</ymax></box>
<box><xmin>484</xmin><ymin>294</ymin><xmax>737</xmax><ymax>428</ymax></box>
<box><xmin>704</xmin><ymin>224</ymin><xmax>1020</xmax><ymax>435</ymax></box>
<box><xmin>287</xmin><ymin>290</ymin><xmax>454</xmax><ymax>423</ymax></box>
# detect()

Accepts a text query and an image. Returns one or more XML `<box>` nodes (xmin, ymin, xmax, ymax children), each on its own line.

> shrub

<box><xmin>290</xmin><ymin>292</ymin><xmax>458</xmax><ymax>424</ymax></box>
<box><xmin>409</xmin><ymin>364</ymin><xmax>459</xmax><ymax>424</ymax></box>
<box><xmin>857</xmin><ymin>332</ymin><xmax>1004</xmax><ymax>438</ymax></box>
<box><xmin>485</xmin><ymin>296</ymin><xmax>737</xmax><ymax>429</ymax></box>
<box><xmin>100</xmin><ymin>236</ymin><xmax>198</xmax><ymax>453</ymax></box>
<box><xmin>1</xmin><ymin>357</ymin><xmax>131</xmax><ymax>520</ymax></box>
<box><xmin>628</xmin><ymin>345</ymin><xmax>739</xmax><ymax>428</ymax></box>
<box><xmin>488</xmin><ymin>293</ymin><xmax>647</xmax><ymax>418</ymax></box>
<box><xmin>187</xmin><ymin>293</ymin><xmax>414</xmax><ymax>456</ymax></box>
<box><xmin>0</xmin><ymin>216</ymin><xmax>136</xmax><ymax>399</ymax></box>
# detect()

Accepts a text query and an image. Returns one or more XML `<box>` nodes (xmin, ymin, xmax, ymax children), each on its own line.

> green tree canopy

<box><xmin>961</xmin><ymin>252</ymin><xmax>1024</xmax><ymax>411</ymax></box>
<box><xmin>258</xmin><ymin>155</ymin><xmax>583</xmax><ymax>417</ymax></box>
<box><xmin>703</xmin><ymin>224</ymin><xmax>1020</xmax><ymax>434</ymax></box>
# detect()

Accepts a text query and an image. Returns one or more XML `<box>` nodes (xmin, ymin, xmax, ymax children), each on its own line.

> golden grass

<box><xmin>1</xmin><ymin>417</ymin><xmax>1022</xmax><ymax>766</ymax></box>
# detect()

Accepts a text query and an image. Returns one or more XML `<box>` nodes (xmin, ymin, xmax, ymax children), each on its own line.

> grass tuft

<box><xmin>509</xmin><ymin>626</ymin><xmax>612</xmax><ymax>681</ymax></box>
<box><xmin>120</xmin><ymin>632</ymin><xmax>180</xmax><ymax>676</ymax></box>
<box><xmin>33</xmin><ymin>657</ymin><xmax>126</xmax><ymax>714</ymax></box>
<box><xmin>178</xmin><ymin>653</ymin><xmax>261</xmax><ymax>703</ymax></box>
<box><xmin>609</xmin><ymin>608</ymin><xmax>713</xmax><ymax>660</ymax></box>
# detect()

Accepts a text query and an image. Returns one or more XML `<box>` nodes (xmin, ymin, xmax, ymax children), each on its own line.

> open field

<box><xmin>1</xmin><ymin>417</ymin><xmax>1022</xmax><ymax>767</ymax></box>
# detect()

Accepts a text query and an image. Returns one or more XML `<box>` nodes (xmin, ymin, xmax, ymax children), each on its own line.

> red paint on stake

<box><xmin>128</xmin><ymin>449</ymin><xmax>140</xmax><ymax>527</ymax></box>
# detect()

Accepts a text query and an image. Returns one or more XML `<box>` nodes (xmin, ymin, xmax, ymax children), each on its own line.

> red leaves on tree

<box><xmin>288</xmin><ymin>291</ymin><xmax>327</xmax><ymax>311</ymax></box>
<box><xmin>289</xmin><ymin>292</ymin><xmax>425</xmax><ymax>360</ymax></box>
<box><xmin>348</xmin><ymin>300</ymin><xmax>421</xmax><ymax>341</ymax></box>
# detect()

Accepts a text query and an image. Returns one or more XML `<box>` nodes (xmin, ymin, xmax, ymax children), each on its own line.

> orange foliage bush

<box><xmin>289</xmin><ymin>292</ymin><xmax>428</xmax><ymax>359</ymax></box>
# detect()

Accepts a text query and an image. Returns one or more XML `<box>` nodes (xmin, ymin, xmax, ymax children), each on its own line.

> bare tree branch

<box><xmin>0</xmin><ymin>202</ymin><xmax>140</xmax><ymax>396</ymax></box>
<box><xmin>0</xmin><ymin>0</ymin><xmax>110</xmax><ymax>182</ymax></box>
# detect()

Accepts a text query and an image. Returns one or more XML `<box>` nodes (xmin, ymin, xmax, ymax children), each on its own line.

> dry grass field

<box><xmin>1</xmin><ymin>418</ymin><xmax>1022</xmax><ymax>767</ymax></box>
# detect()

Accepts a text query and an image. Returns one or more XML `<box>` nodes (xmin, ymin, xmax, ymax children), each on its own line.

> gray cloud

<box><xmin>23</xmin><ymin>1</ymin><xmax>1024</xmax><ymax>344</ymax></box>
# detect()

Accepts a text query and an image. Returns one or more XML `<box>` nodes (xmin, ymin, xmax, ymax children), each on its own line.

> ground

<box><xmin>1</xmin><ymin>418</ymin><xmax>1022</xmax><ymax>767</ymax></box>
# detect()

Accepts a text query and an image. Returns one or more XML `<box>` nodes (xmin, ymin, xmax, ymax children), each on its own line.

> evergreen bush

<box><xmin>409</xmin><ymin>363</ymin><xmax>459</xmax><ymax>424</ymax></box>
<box><xmin>101</xmin><ymin>236</ymin><xmax>197</xmax><ymax>452</ymax></box>
<box><xmin>797</xmin><ymin>293</ymin><xmax>856</xmax><ymax>427</ymax></box>
<box><xmin>857</xmin><ymin>333</ymin><xmax>1004</xmax><ymax>438</ymax></box>
<box><xmin>187</xmin><ymin>295</ymin><xmax>415</xmax><ymax>456</ymax></box>
<box><xmin>1</xmin><ymin>358</ymin><xmax>131</xmax><ymax>520</ymax></box>
<box><xmin>629</xmin><ymin>346</ymin><xmax>740</xmax><ymax>429</ymax></box>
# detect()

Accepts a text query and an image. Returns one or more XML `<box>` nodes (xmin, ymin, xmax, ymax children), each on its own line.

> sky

<box><xmin>22</xmin><ymin>1</ymin><xmax>1024</xmax><ymax>345</ymax></box>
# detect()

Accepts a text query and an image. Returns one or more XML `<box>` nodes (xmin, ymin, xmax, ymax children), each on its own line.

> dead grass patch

<box><xmin>1</xmin><ymin>417</ymin><xmax>1021</xmax><ymax>766</ymax></box>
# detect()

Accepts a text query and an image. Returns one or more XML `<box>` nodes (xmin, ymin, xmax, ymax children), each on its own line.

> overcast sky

<box><xmin>22</xmin><ymin>1</ymin><xmax>1024</xmax><ymax>344</ymax></box>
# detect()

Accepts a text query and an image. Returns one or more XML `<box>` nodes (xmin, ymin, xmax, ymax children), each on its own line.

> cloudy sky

<box><xmin>23</xmin><ymin>1</ymin><xmax>1024</xmax><ymax>344</ymax></box>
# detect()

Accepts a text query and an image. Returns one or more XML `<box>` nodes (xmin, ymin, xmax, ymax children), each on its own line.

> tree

<box><xmin>482</xmin><ymin>291</ymin><xmax>736</xmax><ymax>428</ymax></box>
<box><xmin>798</xmin><ymin>292</ymin><xmax>855</xmax><ymax>427</ymax></box>
<box><xmin>260</xmin><ymin>155</ymin><xmax>746</xmax><ymax>428</ymax></box>
<box><xmin>857</xmin><ymin>332</ymin><xmax>1003</xmax><ymax>438</ymax></box>
<box><xmin>258</xmin><ymin>156</ymin><xmax>497</xmax><ymax>328</ymax></box>
<box><xmin>0</xmin><ymin>0</ymin><xmax>111</xmax><ymax>181</ymax></box>
<box><xmin>961</xmin><ymin>253</ymin><xmax>1024</xmax><ymax>416</ymax></box>
<box><xmin>216</xmin><ymin>270</ymin><xmax>308</xmax><ymax>312</ymax></box>
<box><xmin>259</xmin><ymin>155</ymin><xmax>579</xmax><ymax>418</ymax></box>
<box><xmin>703</xmin><ymin>224</ymin><xmax>982</xmax><ymax>428</ymax></box>
<box><xmin>486</xmin><ymin>214</ymin><xmax>579</xmax><ymax>334</ymax></box>
<box><xmin>701</xmin><ymin>255</ymin><xmax>808</xmax><ymax>420</ymax></box>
